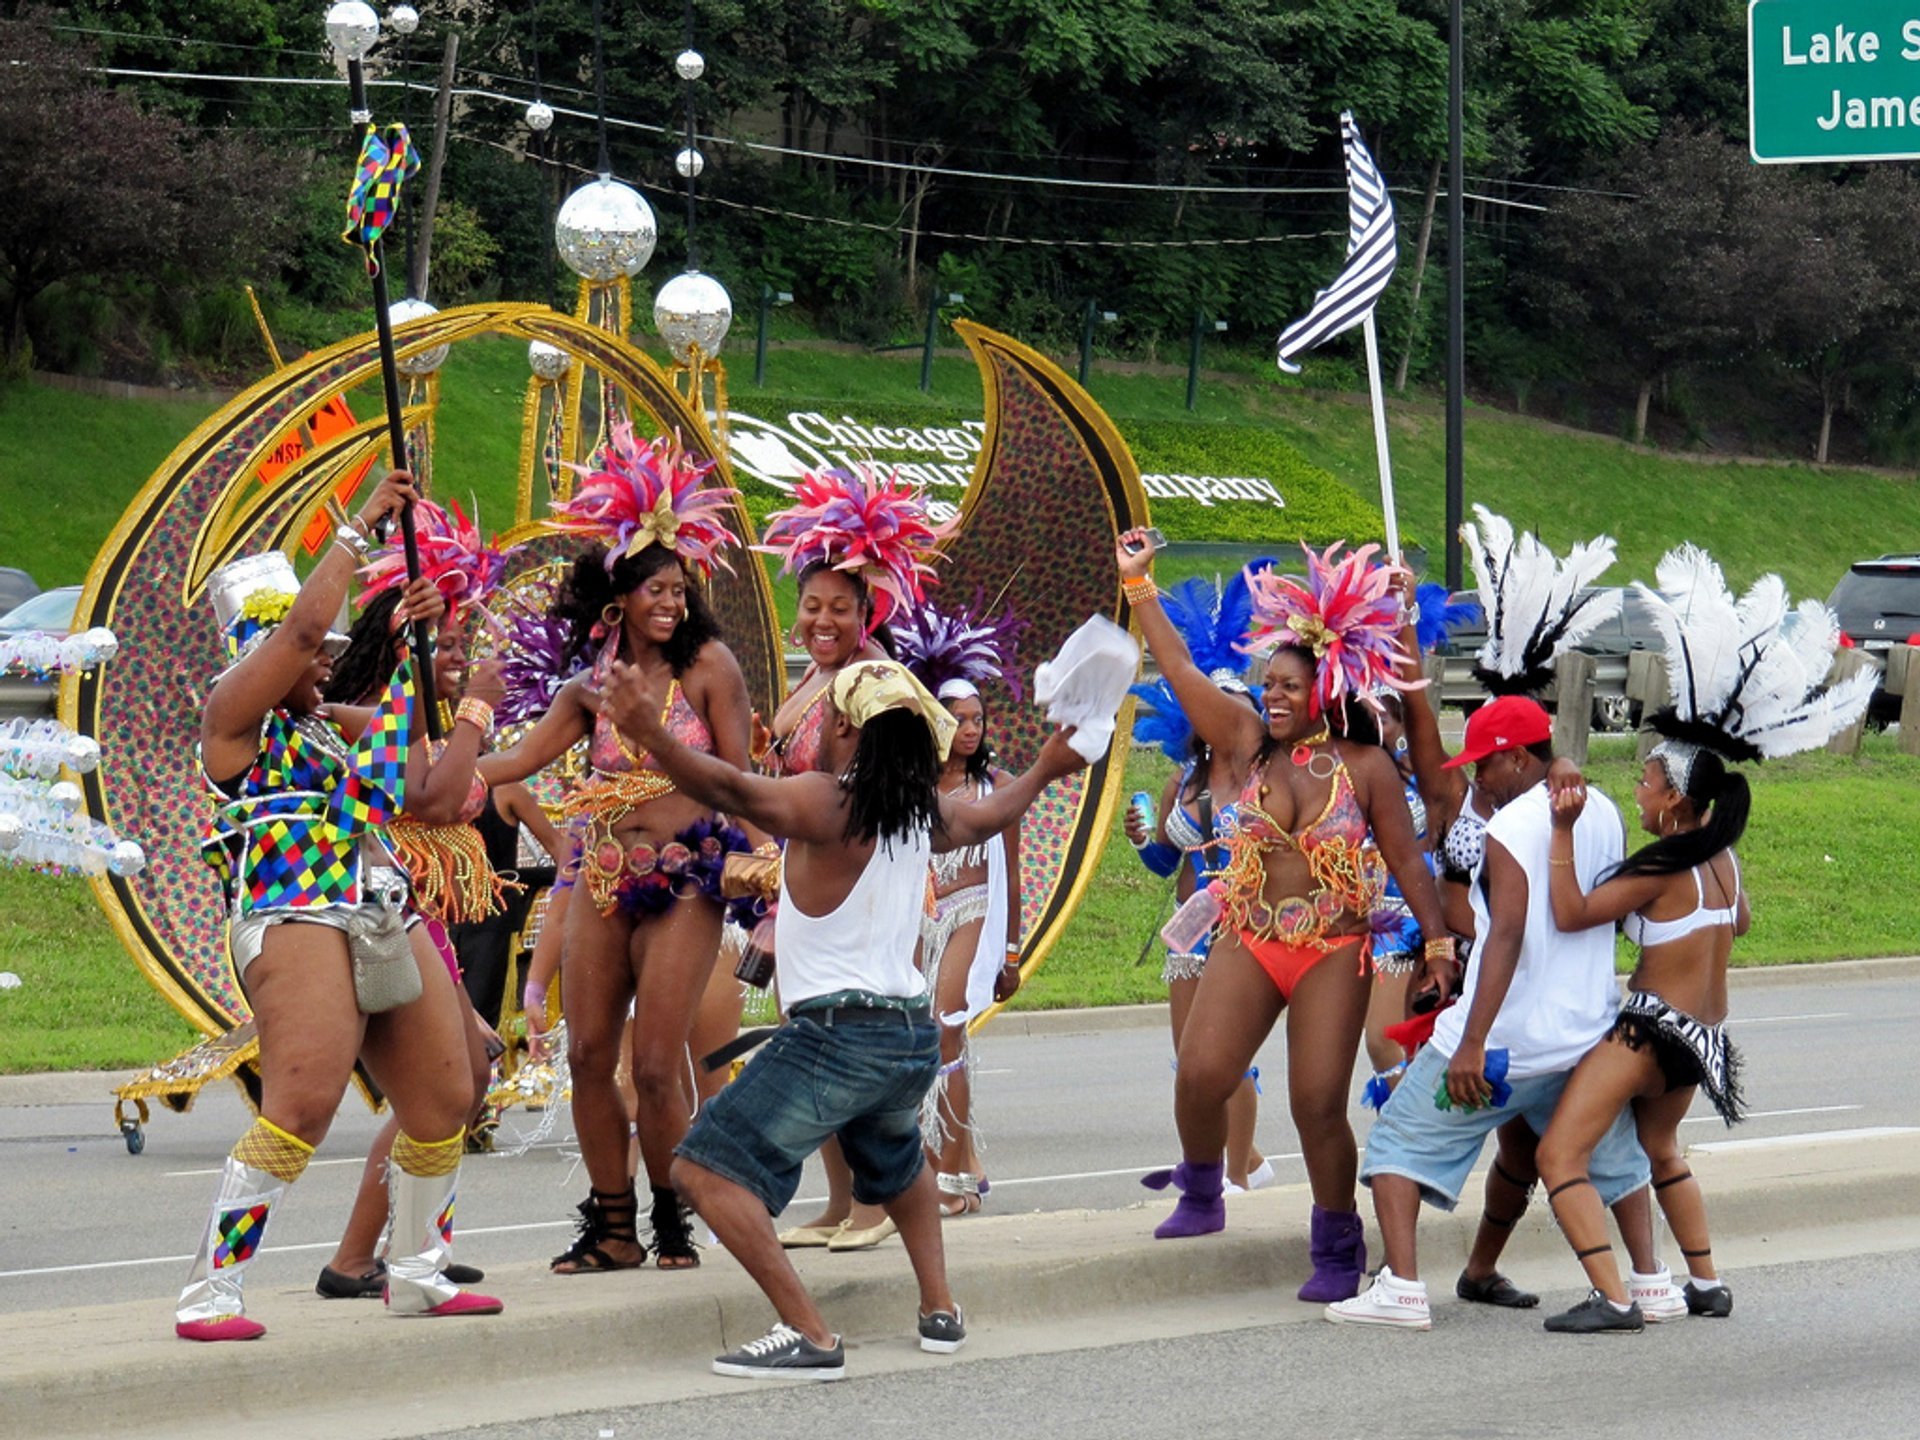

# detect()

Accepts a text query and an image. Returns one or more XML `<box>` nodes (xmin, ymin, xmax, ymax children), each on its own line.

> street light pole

<box><xmin>1444</xmin><ymin>0</ymin><xmax>1466</xmax><ymax>590</ymax></box>
<box><xmin>1187</xmin><ymin>312</ymin><xmax>1225</xmax><ymax>412</ymax></box>
<box><xmin>921</xmin><ymin>290</ymin><xmax>961</xmax><ymax>394</ymax></box>
<box><xmin>754</xmin><ymin>285</ymin><xmax>791</xmax><ymax>388</ymax></box>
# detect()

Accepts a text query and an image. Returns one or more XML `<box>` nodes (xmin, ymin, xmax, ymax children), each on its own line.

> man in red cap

<box><xmin>1327</xmin><ymin>697</ymin><xmax>1650</xmax><ymax>1331</ymax></box>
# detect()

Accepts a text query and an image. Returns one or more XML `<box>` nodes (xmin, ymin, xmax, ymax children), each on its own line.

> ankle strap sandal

<box><xmin>649</xmin><ymin>1184</ymin><xmax>701</xmax><ymax>1269</ymax></box>
<box><xmin>550</xmin><ymin>1187</ymin><xmax>643</xmax><ymax>1273</ymax></box>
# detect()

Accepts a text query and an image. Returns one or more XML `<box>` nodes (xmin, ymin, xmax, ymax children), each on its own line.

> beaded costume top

<box><xmin>1210</xmin><ymin>757</ymin><xmax>1384</xmax><ymax>946</ymax></box>
<box><xmin>772</xmin><ymin>685</ymin><xmax>831</xmax><ymax>777</ymax></box>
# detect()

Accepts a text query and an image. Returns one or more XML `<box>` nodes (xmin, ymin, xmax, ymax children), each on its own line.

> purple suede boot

<box><xmin>1297</xmin><ymin>1205</ymin><xmax>1367</xmax><ymax>1302</ymax></box>
<box><xmin>1142</xmin><ymin>1161</ymin><xmax>1226</xmax><ymax>1239</ymax></box>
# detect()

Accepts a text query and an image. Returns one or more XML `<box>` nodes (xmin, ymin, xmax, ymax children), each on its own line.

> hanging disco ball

<box><xmin>325</xmin><ymin>0</ymin><xmax>381</xmax><ymax>61</ymax></box>
<box><xmin>526</xmin><ymin>100</ymin><xmax>555</xmax><ymax>133</ymax></box>
<box><xmin>674</xmin><ymin>147</ymin><xmax>705</xmax><ymax>180</ymax></box>
<box><xmin>653</xmin><ymin>270</ymin><xmax>732</xmax><ymax>364</ymax></box>
<box><xmin>388</xmin><ymin>298</ymin><xmax>450</xmax><ymax>375</ymax></box>
<box><xmin>388</xmin><ymin>4</ymin><xmax>419</xmax><ymax>36</ymax></box>
<box><xmin>528</xmin><ymin>341</ymin><xmax>571</xmax><ymax>380</ymax></box>
<box><xmin>674</xmin><ymin>49</ymin><xmax>705</xmax><ymax>81</ymax></box>
<box><xmin>555</xmin><ymin>177</ymin><xmax>657</xmax><ymax>281</ymax></box>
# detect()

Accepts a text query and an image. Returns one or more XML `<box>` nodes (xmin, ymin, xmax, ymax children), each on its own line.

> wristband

<box><xmin>455</xmin><ymin>697</ymin><xmax>495</xmax><ymax>738</ymax></box>
<box><xmin>1548</xmin><ymin>856</ymin><xmax>1575</xmax><ymax>867</ymax></box>
<box><xmin>333</xmin><ymin>525</ymin><xmax>371</xmax><ymax>560</ymax></box>
<box><xmin>1135</xmin><ymin>840</ymin><xmax>1181</xmax><ymax>878</ymax></box>
<box><xmin>1422</xmin><ymin>937</ymin><xmax>1455</xmax><ymax>960</ymax></box>
<box><xmin>523</xmin><ymin>982</ymin><xmax>548</xmax><ymax>1016</ymax></box>
<box><xmin>1122</xmin><ymin>576</ymin><xmax>1159</xmax><ymax>607</ymax></box>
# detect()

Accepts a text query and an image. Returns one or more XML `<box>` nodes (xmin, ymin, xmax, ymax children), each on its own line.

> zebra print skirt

<box><xmin>1612</xmin><ymin>989</ymin><xmax>1745</xmax><ymax>1127</ymax></box>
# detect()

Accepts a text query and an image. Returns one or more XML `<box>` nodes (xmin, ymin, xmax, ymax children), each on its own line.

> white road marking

<box><xmin>1681</xmin><ymin>1104</ymin><xmax>1861</xmax><ymax>1126</ymax></box>
<box><xmin>1737</xmin><ymin>1012</ymin><xmax>1849</xmax><ymax>1025</ymax></box>
<box><xmin>1690</xmin><ymin>1125</ymin><xmax>1920</xmax><ymax>1154</ymax></box>
<box><xmin>163</xmin><ymin>1140</ymin><xmax>575</xmax><ymax>1179</ymax></box>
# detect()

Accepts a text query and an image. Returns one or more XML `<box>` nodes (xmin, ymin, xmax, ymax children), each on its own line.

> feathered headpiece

<box><xmin>495</xmin><ymin>597</ymin><xmax>591</xmax><ymax>727</ymax></box>
<box><xmin>1638</xmin><ymin>543</ymin><xmax>1877</xmax><ymax>792</ymax></box>
<box><xmin>1129</xmin><ymin>568</ymin><xmax>1265</xmax><ymax>762</ymax></box>
<box><xmin>1414</xmin><ymin>581</ymin><xmax>1482</xmax><ymax>656</ymax></box>
<box><xmin>360</xmin><ymin>499</ymin><xmax>515</xmax><ymax>618</ymax></box>
<box><xmin>1462</xmin><ymin>505</ymin><xmax>1621</xmax><ymax>695</ymax></box>
<box><xmin>753</xmin><ymin>465</ymin><xmax>950</xmax><ymax>630</ymax></box>
<box><xmin>1241</xmin><ymin>543</ymin><xmax>1420</xmax><ymax>715</ymax></box>
<box><xmin>547</xmin><ymin>421</ymin><xmax>741</xmax><ymax>578</ymax></box>
<box><xmin>892</xmin><ymin>593</ymin><xmax>1028</xmax><ymax>702</ymax></box>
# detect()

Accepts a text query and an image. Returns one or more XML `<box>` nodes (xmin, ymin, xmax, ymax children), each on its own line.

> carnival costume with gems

<box><xmin>1611</xmin><ymin>545</ymin><xmax>1876</xmax><ymax>1127</ymax></box>
<box><xmin>1126</xmin><ymin>569</ymin><xmax>1264</xmax><ymax>983</ymax></box>
<box><xmin>895</xmin><ymin>599</ymin><xmax>1027</xmax><ymax>1156</ymax></box>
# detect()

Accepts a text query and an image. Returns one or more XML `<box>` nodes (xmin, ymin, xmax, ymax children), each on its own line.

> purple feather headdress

<box><xmin>495</xmin><ymin>598</ymin><xmax>590</xmax><ymax>726</ymax></box>
<box><xmin>892</xmin><ymin>594</ymin><xmax>1028</xmax><ymax>701</ymax></box>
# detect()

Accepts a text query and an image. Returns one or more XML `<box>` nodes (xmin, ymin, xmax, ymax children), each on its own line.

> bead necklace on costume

<box><xmin>932</xmin><ymin>771</ymin><xmax>990</xmax><ymax>883</ymax></box>
<box><xmin>1288</xmin><ymin>720</ymin><xmax>1336</xmax><ymax>781</ymax></box>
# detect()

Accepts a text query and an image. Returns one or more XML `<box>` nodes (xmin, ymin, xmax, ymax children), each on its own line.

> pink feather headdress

<box><xmin>547</xmin><ymin>421</ymin><xmax>741</xmax><ymax>578</ymax></box>
<box><xmin>359</xmin><ymin>498</ymin><xmax>516</xmax><ymax>618</ymax></box>
<box><xmin>1240</xmin><ymin>542</ymin><xmax>1422</xmax><ymax>714</ymax></box>
<box><xmin>753</xmin><ymin>465</ymin><xmax>951</xmax><ymax>630</ymax></box>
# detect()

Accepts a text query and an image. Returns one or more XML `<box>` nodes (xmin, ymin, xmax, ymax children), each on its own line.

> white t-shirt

<box><xmin>1430</xmin><ymin>780</ymin><xmax>1624</xmax><ymax>1079</ymax></box>
<box><xmin>776</xmin><ymin>828</ymin><xmax>932</xmax><ymax>1008</ymax></box>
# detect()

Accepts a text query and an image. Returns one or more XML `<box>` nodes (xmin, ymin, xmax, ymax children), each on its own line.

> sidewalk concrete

<box><xmin>4</xmin><ymin>1128</ymin><xmax>1916</xmax><ymax>1440</ymax></box>
<box><xmin>4</xmin><ymin>955</ymin><xmax>1917</xmax><ymax>1110</ymax></box>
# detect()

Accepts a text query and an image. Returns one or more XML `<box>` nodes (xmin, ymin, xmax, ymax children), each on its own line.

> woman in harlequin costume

<box><xmin>1533</xmin><ymin>545</ymin><xmax>1872</xmax><ymax>1333</ymax></box>
<box><xmin>1117</xmin><ymin>530</ymin><xmax>1453</xmax><ymax>1304</ymax></box>
<box><xmin>750</xmin><ymin>465</ymin><xmax>949</xmax><ymax>1251</ymax></box>
<box><xmin>177</xmin><ymin>470</ymin><xmax>503</xmax><ymax>1341</ymax></box>
<box><xmin>1122</xmin><ymin>571</ymin><xmax>1273</xmax><ymax>1195</ymax></box>
<box><xmin>893</xmin><ymin>597</ymin><xmax>1026</xmax><ymax>1215</ymax></box>
<box><xmin>313</xmin><ymin>502</ymin><xmax>566</xmax><ymax>1299</ymax></box>
<box><xmin>477</xmin><ymin>424</ymin><xmax>757</xmax><ymax>1272</ymax></box>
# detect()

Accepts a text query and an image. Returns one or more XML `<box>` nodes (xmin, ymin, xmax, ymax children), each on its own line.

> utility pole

<box><xmin>408</xmin><ymin>30</ymin><xmax>460</xmax><ymax>302</ymax></box>
<box><xmin>1444</xmin><ymin>0</ymin><xmax>1465</xmax><ymax>590</ymax></box>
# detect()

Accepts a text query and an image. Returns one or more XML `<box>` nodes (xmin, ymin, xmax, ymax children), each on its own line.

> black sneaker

<box><xmin>1455</xmin><ymin>1270</ymin><xmax>1540</xmax><ymax>1309</ymax></box>
<box><xmin>712</xmin><ymin>1323</ymin><xmax>846</xmax><ymax>1381</ymax></box>
<box><xmin>918</xmin><ymin>1307</ymin><xmax>967</xmax><ymax>1354</ymax></box>
<box><xmin>1544</xmin><ymin>1290</ymin><xmax>1644</xmax><ymax>1334</ymax></box>
<box><xmin>1684</xmin><ymin>1281</ymin><xmax>1733</xmax><ymax>1318</ymax></box>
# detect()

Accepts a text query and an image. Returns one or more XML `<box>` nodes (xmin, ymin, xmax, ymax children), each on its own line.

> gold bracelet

<box><xmin>1122</xmin><ymin>576</ymin><xmax>1159</xmax><ymax>606</ymax></box>
<box><xmin>455</xmin><ymin>697</ymin><xmax>495</xmax><ymax>739</ymax></box>
<box><xmin>1548</xmin><ymin>857</ymin><xmax>1575</xmax><ymax>868</ymax></box>
<box><xmin>1422</xmin><ymin>938</ymin><xmax>1453</xmax><ymax>958</ymax></box>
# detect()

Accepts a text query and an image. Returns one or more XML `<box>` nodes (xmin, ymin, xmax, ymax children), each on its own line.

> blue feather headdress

<box><xmin>1414</xmin><ymin>581</ymin><xmax>1482</xmax><ymax>656</ymax></box>
<box><xmin>1129</xmin><ymin>566</ymin><xmax>1268</xmax><ymax>763</ymax></box>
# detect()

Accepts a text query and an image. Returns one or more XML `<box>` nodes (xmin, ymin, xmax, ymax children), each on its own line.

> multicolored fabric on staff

<box><xmin>341</xmin><ymin>123</ymin><xmax>419</xmax><ymax>275</ymax></box>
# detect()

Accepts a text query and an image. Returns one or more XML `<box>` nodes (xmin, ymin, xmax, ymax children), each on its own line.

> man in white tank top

<box><xmin>606</xmin><ymin>658</ymin><xmax>1087</xmax><ymax>1381</ymax></box>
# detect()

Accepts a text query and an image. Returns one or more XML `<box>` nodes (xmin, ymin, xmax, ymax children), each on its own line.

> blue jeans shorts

<box><xmin>1360</xmin><ymin>1042</ymin><xmax>1650</xmax><ymax>1211</ymax></box>
<box><xmin>675</xmin><ymin>998</ymin><xmax>939</xmax><ymax>1216</ymax></box>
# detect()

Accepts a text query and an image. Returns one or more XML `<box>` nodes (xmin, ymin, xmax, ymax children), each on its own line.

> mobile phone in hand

<box><xmin>1122</xmin><ymin>527</ymin><xmax>1168</xmax><ymax>556</ymax></box>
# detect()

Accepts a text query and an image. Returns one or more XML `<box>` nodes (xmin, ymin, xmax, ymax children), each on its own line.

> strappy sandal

<box><xmin>937</xmin><ymin>1172</ymin><xmax>983</xmax><ymax>1217</ymax></box>
<box><xmin>550</xmin><ymin>1187</ymin><xmax>644</xmax><ymax>1274</ymax></box>
<box><xmin>648</xmin><ymin>1184</ymin><xmax>701</xmax><ymax>1270</ymax></box>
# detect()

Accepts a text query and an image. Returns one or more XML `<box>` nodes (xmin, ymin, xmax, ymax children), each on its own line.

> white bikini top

<box><xmin>1622</xmin><ymin>855</ymin><xmax>1742</xmax><ymax>948</ymax></box>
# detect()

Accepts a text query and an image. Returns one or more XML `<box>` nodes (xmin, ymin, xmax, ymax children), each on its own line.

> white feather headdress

<box><xmin>1462</xmin><ymin>505</ymin><xmax>1622</xmax><ymax>695</ymax></box>
<box><xmin>1640</xmin><ymin>543</ymin><xmax>1876</xmax><ymax>790</ymax></box>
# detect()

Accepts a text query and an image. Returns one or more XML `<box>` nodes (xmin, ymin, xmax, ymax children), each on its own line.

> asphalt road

<box><xmin>431</xmin><ymin>1247</ymin><xmax>1920</xmax><ymax>1440</ymax></box>
<box><xmin>1</xmin><ymin>969</ymin><xmax>1913</xmax><ymax>1315</ymax></box>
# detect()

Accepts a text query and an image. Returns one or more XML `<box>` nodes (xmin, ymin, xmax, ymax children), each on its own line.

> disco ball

<box><xmin>108</xmin><ymin>840</ymin><xmax>148</xmax><ymax>877</ymax></box>
<box><xmin>555</xmin><ymin>177</ymin><xmax>657</xmax><ymax>281</ymax></box>
<box><xmin>388</xmin><ymin>4</ymin><xmax>418</xmax><ymax>36</ymax></box>
<box><xmin>526</xmin><ymin>100</ymin><xmax>555</xmax><ymax>133</ymax></box>
<box><xmin>528</xmin><ymin>341</ymin><xmax>571</xmax><ymax>380</ymax></box>
<box><xmin>325</xmin><ymin>0</ymin><xmax>380</xmax><ymax>61</ymax></box>
<box><xmin>674</xmin><ymin>147</ymin><xmax>705</xmax><ymax>180</ymax></box>
<box><xmin>653</xmin><ymin>269</ymin><xmax>732</xmax><ymax>364</ymax></box>
<box><xmin>674</xmin><ymin>49</ymin><xmax>705</xmax><ymax>81</ymax></box>
<box><xmin>389</xmin><ymin>298</ymin><xmax>449</xmax><ymax>375</ymax></box>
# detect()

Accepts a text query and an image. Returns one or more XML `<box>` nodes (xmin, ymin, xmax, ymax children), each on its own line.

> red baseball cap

<box><xmin>1443</xmin><ymin>695</ymin><xmax>1552</xmax><ymax>769</ymax></box>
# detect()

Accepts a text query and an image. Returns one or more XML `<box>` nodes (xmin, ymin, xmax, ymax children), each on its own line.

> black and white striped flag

<box><xmin>1275</xmin><ymin>112</ymin><xmax>1397</xmax><ymax>374</ymax></box>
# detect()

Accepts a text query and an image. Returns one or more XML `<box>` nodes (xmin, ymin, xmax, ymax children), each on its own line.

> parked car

<box><xmin>0</xmin><ymin>584</ymin><xmax>84</xmax><ymax>720</ymax></box>
<box><xmin>1827</xmin><ymin>555</ymin><xmax>1920</xmax><ymax>724</ymax></box>
<box><xmin>0</xmin><ymin>567</ymin><xmax>38</xmax><ymax>615</ymax></box>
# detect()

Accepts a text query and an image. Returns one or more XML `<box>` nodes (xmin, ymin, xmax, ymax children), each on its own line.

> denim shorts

<box><xmin>1360</xmin><ymin>1042</ymin><xmax>1650</xmax><ymax>1211</ymax></box>
<box><xmin>675</xmin><ymin>1000</ymin><xmax>939</xmax><ymax>1216</ymax></box>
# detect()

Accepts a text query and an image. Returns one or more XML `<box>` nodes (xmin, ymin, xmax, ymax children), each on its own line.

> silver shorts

<box><xmin>227</xmin><ymin>866</ymin><xmax>417</xmax><ymax>980</ymax></box>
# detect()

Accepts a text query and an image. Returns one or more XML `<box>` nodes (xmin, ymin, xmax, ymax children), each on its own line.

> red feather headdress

<box><xmin>1240</xmin><ymin>542</ymin><xmax>1421</xmax><ymax>714</ymax></box>
<box><xmin>753</xmin><ymin>465</ymin><xmax>951</xmax><ymax>630</ymax></box>
<box><xmin>359</xmin><ymin>498</ymin><xmax>516</xmax><ymax>618</ymax></box>
<box><xmin>547</xmin><ymin>421</ymin><xmax>741</xmax><ymax>578</ymax></box>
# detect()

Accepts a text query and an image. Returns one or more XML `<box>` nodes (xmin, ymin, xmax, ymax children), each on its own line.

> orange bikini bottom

<box><xmin>1238</xmin><ymin>932</ymin><xmax>1371</xmax><ymax>1001</ymax></box>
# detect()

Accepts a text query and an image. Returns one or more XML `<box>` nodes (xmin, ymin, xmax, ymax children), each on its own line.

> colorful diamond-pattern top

<box><xmin>202</xmin><ymin>661</ymin><xmax>415</xmax><ymax>914</ymax></box>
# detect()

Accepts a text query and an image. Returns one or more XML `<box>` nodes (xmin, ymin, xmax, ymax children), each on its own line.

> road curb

<box><xmin>4</xmin><ymin>1129</ymin><xmax>1917</xmax><ymax>1439</ymax></box>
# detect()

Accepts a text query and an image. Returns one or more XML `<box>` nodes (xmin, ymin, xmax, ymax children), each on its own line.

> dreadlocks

<box><xmin>840</xmin><ymin>708</ymin><xmax>940</xmax><ymax>851</ymax></box>
<box><xmin>324</xmin><ymin>590</ymin><xmax>404</xmax><ymax>706</ymax></box>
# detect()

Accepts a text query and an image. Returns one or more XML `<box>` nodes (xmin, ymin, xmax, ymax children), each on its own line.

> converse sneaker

<box><xmin>1544</xmin><ymin>1290</ymin><xmax>1644</xmax><ymax>1334</ymax></box>
<box><xmin>712</xmin><ymin>1323</ymin><xmax>846</xmax><ymax>1381</ymax></box>
<box><xmin>1324</xmin><ymin>1266</ymin><xmax>1431</xmax><ymax>1330</ymax></box>
<box><xmin>918</xmin><ymin>1307</ymin><xmax>967</xmax><ymax>1354</ymax></box>
<box><xmin>1684</xmin><ymin>1280</ymin><xmax>1733</xmax><ymax>1318</ymax></box>
<box><xmin>1628</xmin><ymin>1266</ymin><xmax>1687</xmax><ymax>1322</ymax></box>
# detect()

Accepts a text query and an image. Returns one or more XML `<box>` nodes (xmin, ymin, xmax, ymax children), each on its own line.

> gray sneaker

<box><xmin>918</xmin><ymin>1307</ymin><xmax>967</xmax><ymax>1354</ymax></box>
<box><xmin>1684</xmin><ymin>1281</ymin><xmax>1733</xmax><ymax>1318</ymax></box>
<box><xmin>1544</xmin><ymin>1290</ymin><xmax>1645</xmax><ymax>1334</ymax></box>
<box><xmin>712</xmin><ymin>1322</ymin><xmax>846</xmax><ymax>1381</ymax></box>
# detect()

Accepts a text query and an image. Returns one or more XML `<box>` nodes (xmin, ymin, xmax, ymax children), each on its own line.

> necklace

<box><xmin>1290</xmin><ymin>721</ymin><xmax>1332</xmax><ymax>770</ymax></box>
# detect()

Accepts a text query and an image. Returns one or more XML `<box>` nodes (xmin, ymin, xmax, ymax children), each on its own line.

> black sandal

<box><xmin>550</xmin><ymin>1187</ymin><xmax>645</xmax><ymax>1273</ymax></box>
<box><xmin>1455</xmin><ymin>1269</ymin><xmax>1540</xmax><ymax>1309</ymax></box>
<box><xmin>649</xmin><ymin>1183</ymin><xmax>701</xmax><ymax>1270</ymax></box>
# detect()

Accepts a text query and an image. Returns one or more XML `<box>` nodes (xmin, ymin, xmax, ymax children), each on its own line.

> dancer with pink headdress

<box><xmin>1117</xmin><ymin>531</ymin><xmax>1452</xmax><ymax>1304</ymax></box>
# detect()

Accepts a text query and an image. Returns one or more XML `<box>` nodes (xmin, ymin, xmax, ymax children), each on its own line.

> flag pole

<box><xmin>1361</xmin><ymin>312</ymin><xmax>1401</xmax><ymax>561</ymax></box>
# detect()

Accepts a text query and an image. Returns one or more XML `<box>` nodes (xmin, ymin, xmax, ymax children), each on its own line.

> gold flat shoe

<box><xmin>777</xmin><ymin>1220</ymin><xmax>849</xmax><ymax>1249</ymax></box>
<box><xmin>826</xmin><ymin>1217</ymin><xmax>898</xmax><ymax>1251</ymax></box>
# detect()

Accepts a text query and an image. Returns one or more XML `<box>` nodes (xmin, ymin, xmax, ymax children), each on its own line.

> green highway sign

<box><xmin>1750</xmin><ymin>0</ymin><xmax>1920</xmax><ymax>162</ymax></box>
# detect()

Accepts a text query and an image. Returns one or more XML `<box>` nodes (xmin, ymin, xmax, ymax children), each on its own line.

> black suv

<box><xmin>1827</xmin><ymin>555</ymin><xmax>1920</xmax><ymax>723</ymax></box>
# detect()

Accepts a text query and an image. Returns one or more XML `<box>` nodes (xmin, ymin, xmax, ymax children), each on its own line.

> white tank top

<box><xmin>777</xmin><ymin>828</ymin><xmax>932</xmax><ymax>1008</ymax></box>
